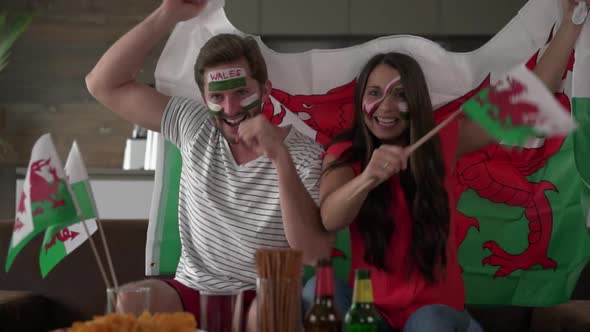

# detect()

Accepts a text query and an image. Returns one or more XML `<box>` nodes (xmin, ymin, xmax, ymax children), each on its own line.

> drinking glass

<box><xmin>198</xmin><ymin>291</ymin><xmax>244</xmax><ymax>332</ymax></box>
<box><xmin>105</xmin><ymin>286</ymin><xmax>150</xmax><ymax>316</ymax></box>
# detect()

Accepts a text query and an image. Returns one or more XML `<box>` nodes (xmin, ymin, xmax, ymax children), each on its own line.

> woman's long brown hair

<box><xmin>325</xmin><ymin>53</ymin><xmax>450</xmax><ymax>282</ymax></box>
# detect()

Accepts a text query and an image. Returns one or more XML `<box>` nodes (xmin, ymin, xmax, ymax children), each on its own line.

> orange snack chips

<box><xmin>66</xmin><ymin>311</ymin><xmax>196</xmax><ymax>332</ymax></box>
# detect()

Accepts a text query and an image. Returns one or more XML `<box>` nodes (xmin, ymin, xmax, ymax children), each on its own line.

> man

<box><xmin>86</xmin><ymin>0</ymin><xmax>335</xmax><ymax>327</ymax></box>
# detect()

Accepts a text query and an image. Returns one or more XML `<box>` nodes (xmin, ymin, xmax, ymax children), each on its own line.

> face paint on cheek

<box><xmin>207</xmin><ymin>101</ymin><xmax>223</xmax><ymax>117</ymax></box>
<box><xmin>207</xmin><ymin>67</ymin><xmax>247</xmax><ymax>91</ymax></box>
<box><xmin>240</xmin><ymin>93</ymin><xmax>260</xmax><ymax>112</ymax></box>
<box><xmin>398</xmin><ymin>101</ymin><xmax>410</xmax><ymax>120</ymax></box>
<box><xmin>362</xmin><ymin>76</ymin><xmax>402</xmax><ymax>116</ymax></box>
<box><xmin>363</xmin><ymin>99</ymin><xmax>381</xmax><ymax>116</ymax></box>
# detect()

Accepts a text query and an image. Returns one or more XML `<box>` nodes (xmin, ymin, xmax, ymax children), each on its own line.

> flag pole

<box><xmin>64</xmin><ymin>176</ymin><xmax>112</xmax><ymax>290</ymax></box>
<box><xmin>406</xmin><ymin>108</ymin><xmax>462</xmax><ymax>155</ymax></box>
<box><xmin>349</xmin><ymin>108</ymin><xmax>462</xmax><ymax>200</ymax></box>
<box><xmin>89</xmin><ymin>200</ymin><xmax>119</xmax><ymax>289</ymax></box>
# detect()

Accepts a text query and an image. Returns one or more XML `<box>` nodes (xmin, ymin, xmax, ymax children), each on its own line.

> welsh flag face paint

<box><xmin>207</xmin><ymin>67</ymin><xmax>247</xmax><ymax>92</ymax></box>
<box><xmin>206</xmin><ymin>67</ymin><xmax>261</xmax><ymax>116</ymax></box>
<box><xmin>207</xmin><ymin>93</ymin><xmax>261</xmax><ymax>117</ymax></box>
<box><xmin>207</xmin><ymin>101</ymin><xmax>223</xmax><ymax>115</ymax></box>
<box><xmin>240</xmin><ymin>93</ymin><xmax>260</xmax><ymax>111</ymax></box>
<box><xmin>398</xmin><ymin>101</ymin><xmax>409</xmax><ymax>120</ymax></box>
<box><xmin>363</xmin><ymin>76</ymin><xmax>409</xmax><ymax>119</ymax></box>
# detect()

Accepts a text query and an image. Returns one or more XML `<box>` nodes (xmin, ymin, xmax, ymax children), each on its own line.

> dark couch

<box><xmin>1</xmin><ymin>220</ymin><xmax>589</xmax><ymax>332</ymax></box>
<box><xmin>0</xmin><ymin>220</ymin><xmax>149</xmax><ymax>331</ymax></box>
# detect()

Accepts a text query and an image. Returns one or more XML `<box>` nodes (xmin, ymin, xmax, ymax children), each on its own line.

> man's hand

<box><xmin>237</xmin><ymin>114</ymin><xmax>287</xmax><ymax>161</ymax></box>
<box><xmin>159</xmin><ymin>0</ymin><xmax>208</xmax><ymax>24</ymax></box>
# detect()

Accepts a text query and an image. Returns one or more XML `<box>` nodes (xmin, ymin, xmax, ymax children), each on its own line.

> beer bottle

<box><xmin>303</xmin><ymin>258</ymin><xmax>342</xmax><ymax>331</ymax></box>
<box><xmin>344</xmin><ymin>269</ymin><xmax>381</xmax><ymax>332</ymax></box>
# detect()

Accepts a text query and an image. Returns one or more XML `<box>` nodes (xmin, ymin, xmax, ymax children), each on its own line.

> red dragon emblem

<box><xmin>17</xmin><ymin>191</ymin><xmax>27</xmax><ymax>214</ymax></box>
<box><xmin>29</xmin><ymin>158</ymin><xmax>65</xmax><ymax>216</ymax></box>
<box><xmin>263</xmin><ymin>80</ymin><xmax>356</xmax><ymax>145</ymax></box>
<box><xmin>13</xmin><ymin>192</ymin><xmax>28</xmax><ymax>232</ymax></box>
<box><xmin>447</xmin><ymin>43</ymin><xmax>574</xmax><ymax>278</ymax></box>
<box><xmin>44</xmin><ymin>227</ymin><xmax>80</xmax><ymax>252</ymax></box>
<box><xmin>483</xmin><ymin>78</ymin><xmax>540</xmax><ymax>128</ymax></box>
<box><xmin>13</xmin><ymin>217</ymin><xmax>24</xmax><ymax>232</ymax></box>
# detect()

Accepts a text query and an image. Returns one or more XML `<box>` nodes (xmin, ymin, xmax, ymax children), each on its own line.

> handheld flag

<box><xmin>462</xmin><ymin>64</ymin><xmax>576</xmax><ymax>146</ymax></box>
<box><xmin>39</xmin><ymin>142</ymin><xmax>99</xmax><ymax>277</ymax></box>
<box><xmin>5</xmin><ymin>134</ymin><xmax>78</xmax><ymax>271</ymax></box>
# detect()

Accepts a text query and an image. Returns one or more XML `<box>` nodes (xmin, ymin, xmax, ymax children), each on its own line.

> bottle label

<box><xmin>345</xmin><ymin>324</ymin><xmax>379</xmax><ymax>332</ymax></box>
<box><xmin>317</xmin><ymin>266</ymin><xmax>335</xmax><ymax>296</ymax></box>
<box><xmin>352</xmin><ymin>280</ymin><xmax>374</xmax><ymax>303</ymax></box>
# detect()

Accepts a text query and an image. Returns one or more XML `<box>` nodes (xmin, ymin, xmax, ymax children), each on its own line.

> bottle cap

<box><xmin>355</xmin><ymin>269</ymin><xmax>370</xmax><ymax>279</ymax></box>
<box><xmin>316</xmin><ymin>257</ymin><xmax>332</xmax><ymax>268</ymax></box>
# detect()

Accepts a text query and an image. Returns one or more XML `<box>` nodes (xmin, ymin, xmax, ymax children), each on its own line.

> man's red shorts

<box><xmin>162</xmin><ymin>278</ymin><xmax>256</xmax><ymax>330</ymax></box>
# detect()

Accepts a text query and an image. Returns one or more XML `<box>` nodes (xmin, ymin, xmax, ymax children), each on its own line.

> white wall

<box><xmin>16</xmin><ymin>178</ymin><xmax>154</xmax><ymax>220</ymax></box>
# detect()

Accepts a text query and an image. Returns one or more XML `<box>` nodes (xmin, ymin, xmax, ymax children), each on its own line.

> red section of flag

<box><xmin>264</xmin><ymin>80</ymin><xmax>356</xmax><ymax>145</ymax></box>
<box><xmin>13</xmin><ymin>217</ymin><xmax>24</xmax><ymax>232</ymax></box>
<box><xmin>29</xmin><ymin>159</ymin><xmax>65</xmax><ymax>217</ymax></box>
<box><xmin>485</xmin><ymin>77</ymin><xmax>539</xmax><ymax>127</ymax></box>
<box><xmin>44</xmin><ymin>227</ymin><xmax>80</xmax><ymax>252</ymax></box>
<box><xmin>17</xmin><ymin>191</ymin><xmax>26</xmax><ymax>214</ymax></box>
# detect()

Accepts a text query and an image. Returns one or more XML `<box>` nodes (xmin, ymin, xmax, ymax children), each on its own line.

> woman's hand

<box><xmin>359</xmin><ymin>145</ymin><xmax>408</xmax><ymax>190</ymax></box>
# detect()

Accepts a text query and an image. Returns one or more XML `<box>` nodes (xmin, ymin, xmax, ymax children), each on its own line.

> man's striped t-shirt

<box><xmin>161</xmin><ymin>96</ymin><xmax>324</xmax><ymax>293</ymax></box>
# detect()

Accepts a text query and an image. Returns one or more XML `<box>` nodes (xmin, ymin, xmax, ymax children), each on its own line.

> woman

<box><xmin>303</xmin><ymin>1</ymin><xmax>586</xmax><ymax>331</ymax></box>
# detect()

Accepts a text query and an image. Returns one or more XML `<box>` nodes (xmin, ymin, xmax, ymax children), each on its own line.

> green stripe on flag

<box><xmin>573</xmin><ymin>97</ymin><xmax>590</xmax><ymax>233</ymax></box>
<box><xmin>152</xmin><ymin>140</ymin><xmax>182</xmax><ymax>275</ymax></box>
<box><xmin>208</xmin><ymin>77</ymin><xmax>246</xmax><ymax>92</ymax></box>
<box><xmin>573</xmin><ymin>98</ymin><xmax>590</xmax><ymax>187</ymax></box>
<box><xmin>39</xmin><ymin>238</ymin><xmax>67</xmax><ymax>277</ymax></box>
<box><xmin>71</xmin><ymin>181</ymin><xmax>96</xmax><ymax>220</ymax></box>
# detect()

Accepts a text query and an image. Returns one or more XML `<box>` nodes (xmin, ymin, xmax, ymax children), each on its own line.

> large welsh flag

<box><xmin>5</xmin><ymin>134</ymin><xmax>79</xmax><ymax>272</ymax></box>
<box><xmin>148</xmin><ymin>0</ymin><xmax>590</xmax><ymax>305</ymax></box>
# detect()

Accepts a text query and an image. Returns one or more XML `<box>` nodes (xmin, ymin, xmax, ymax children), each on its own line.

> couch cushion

<box><xmin>530</xmin><ymin>301</ymin><xmax>590</xmax><ymax>332</ymax></box>
<box><xmin>0</xmin><ymin>220</ymin><xmax>149</xmax><ymax>324</ymax></box>
<box><xmin>0</xmin><ymin>291</ymin><xmax>56</xmax><ymax>331</ymax></box>
<box><xmin>466</xmin><ymin>305</ymin><xmax>532</xmax><ymax>332</ymax></box>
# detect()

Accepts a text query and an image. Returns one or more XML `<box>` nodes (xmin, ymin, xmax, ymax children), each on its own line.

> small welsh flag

<box><xmin>5</xmin><ymin>134</ymin><xmax>78</xmax><ymax>272</ymax></box>
<box><xmin>462</xmin><ymin>65</ymin><xmax>576</xmax><ymax>145</ymax></box>
<box><xmin>39</xmin><ymin>142</ymin><xmax>98</xmax><ymax>277</ymax></box>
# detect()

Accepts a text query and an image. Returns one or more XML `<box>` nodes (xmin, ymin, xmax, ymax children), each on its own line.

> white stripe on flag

<box><xmin>64</xmin><ymin>219</ymin><xmax>98</xmax><ymax>252</ymax></box>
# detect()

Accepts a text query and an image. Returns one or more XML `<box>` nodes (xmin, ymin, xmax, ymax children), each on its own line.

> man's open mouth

<box><xmin>222</xmin><ymin>113</ymin><xmax>248</xmax><ymax>127</ymax></box>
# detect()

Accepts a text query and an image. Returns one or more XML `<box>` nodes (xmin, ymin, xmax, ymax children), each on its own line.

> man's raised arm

<box><xmin>85</xmin><ymin>0</ymin><xmax>206</xmax><ymax>131</ymax></box>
